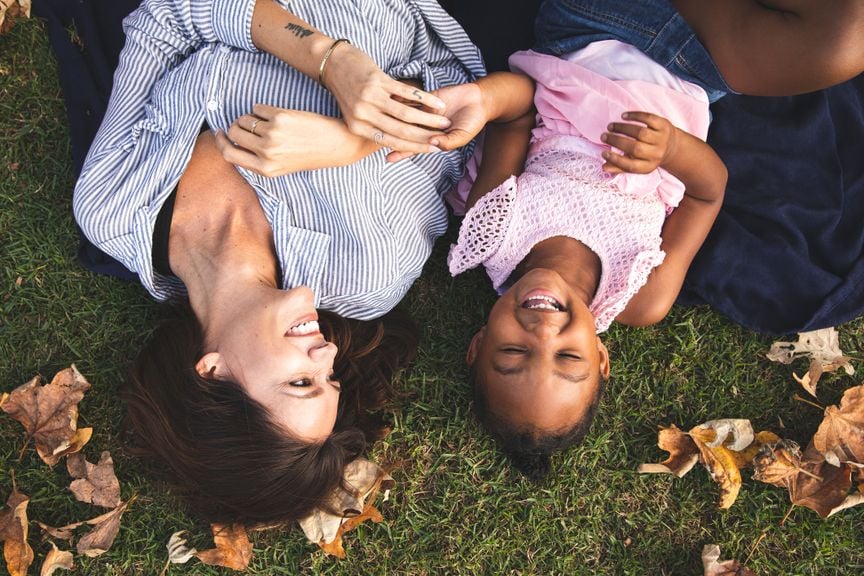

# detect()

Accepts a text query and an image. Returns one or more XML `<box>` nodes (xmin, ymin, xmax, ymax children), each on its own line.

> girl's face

<box><xmin>467</xmin><ymin>269</ymin><xmax>610</xmax><ymax>433</ymax></box>
<box><xmin>196</xmin><ymin>285</ymin><xmax>340</xmax><ymax>442</ymax></box>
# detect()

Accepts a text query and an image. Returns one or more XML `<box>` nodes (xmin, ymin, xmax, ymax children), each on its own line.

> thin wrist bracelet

<box><xmin>318</xmin><ymin>38</ymin><xmax>351</xmax><ymax>85</ymax></box>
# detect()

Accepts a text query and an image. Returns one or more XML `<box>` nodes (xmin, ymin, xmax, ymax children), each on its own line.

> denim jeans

<box><xmin>534</xmin><ymin>0</ymin><xmax>733</xmax><ymax>102</ymax></box>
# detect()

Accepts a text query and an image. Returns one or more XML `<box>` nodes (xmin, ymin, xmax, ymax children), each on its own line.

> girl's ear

<box><xmin>597</xmin><ymin>340</ymin><xmax>611</xmax><ymax>380</ymax></box>
<box><xmin>466</xmin><ymin>327</ymin><xmax>487</xmax><ymax>365</ymax></box>
<box><xmin>195</xmin><ymin>352</ymin><xmax>228</xmax><ymax>379</ymax></box>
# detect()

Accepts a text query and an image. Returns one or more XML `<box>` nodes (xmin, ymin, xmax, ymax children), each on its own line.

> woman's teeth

<box><xmin>522</xmin><ymin>295</ymin><xmax>563</xmax><ymax>311</ymax></box>
<box><xmin>287</xmin><ymin>320</ymin><xmax>319</xmax><ymax>335</ymax></box>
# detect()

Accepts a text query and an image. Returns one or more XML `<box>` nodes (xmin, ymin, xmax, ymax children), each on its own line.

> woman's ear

<box><xmin>195</xmin><ymin>352</ymin><xmax>228</xmax><ymax>379</ymax></box>
<box><xmin>597</xmin><ymin>340</ymin><xmax>611</xmax><ymax>380</ymax></box>
<box><xmin>466</xmin><ymin>327</ymin><xmax>486</xmax><ymax>365</ymax></box>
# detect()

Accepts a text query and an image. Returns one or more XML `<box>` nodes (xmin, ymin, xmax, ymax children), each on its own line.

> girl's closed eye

<box><xmin>501</xmin><ymin>346</ymin><xmax>527</xmax><ymax>354</ymax></box>
<box><xmin>557</xmin><ymin>352</ymin><xmax>581</xmax><ymax>360</ymax></box>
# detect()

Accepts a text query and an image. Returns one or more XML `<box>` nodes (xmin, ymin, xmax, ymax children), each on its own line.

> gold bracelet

<box><xmin>318</xmin><ymin>38</ymin><xmax>351</xmax><ymax>85</ymax></box>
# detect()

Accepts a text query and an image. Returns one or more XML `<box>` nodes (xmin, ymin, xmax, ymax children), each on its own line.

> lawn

<box><xmin>2</xmin><ymin>15</ymin><xmax>863</xmax><ymax>576</ymax></box>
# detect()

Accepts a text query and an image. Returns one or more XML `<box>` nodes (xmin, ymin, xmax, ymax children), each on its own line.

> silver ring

<box><xmin>373</xmin><ymin>131</ymin><xmax>384</xmax><ymax>145</ymax></box>
<box><xmin>250</xmin><ymin>119</ymin><xmax>260</xmax><ymax>135</ymax></box>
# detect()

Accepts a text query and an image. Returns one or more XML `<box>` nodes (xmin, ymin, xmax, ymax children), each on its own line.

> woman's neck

<box><xmin>514</xmin><ymin>236</ymin><xmax>602</xmax><ymax>305</ymax></box>
<box><xmin>166</xmin><ymin>133</ymin><xmax>279</xmax><ymax>331</ymax></box>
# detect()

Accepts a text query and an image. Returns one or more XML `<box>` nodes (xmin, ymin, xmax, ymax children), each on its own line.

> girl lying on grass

<box><xmin>431</xmin><ymin>0</ymin><xmax>864</xmax><ymax>479</ymax></box>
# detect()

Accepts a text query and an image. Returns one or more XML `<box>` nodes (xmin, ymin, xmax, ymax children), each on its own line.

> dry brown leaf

<box><xmin>812</xmin><ymin>384</ymin><xmax>864</xmax><ymax>467</ymax></box>
<box><xmin>319</xmin><ymin>503</ymin><xmax>384</xmax><ymax>559</ymax></box>
<box><xmin>0</xmin><ymin>392</ymin><xmax>8</xmax><ymax>409</ymax></box>
<box><xmin>35</xmin><ymin>522</ymin><xmax>75</xmax><ymax>542</ymax></box>
<box><xmin>701</xmin><ymin>544</ymin><xmax>756</xmax><ymax>576</ymax></box>
<box><xmin>1</xmin><ymin>365</ymin><xmax>93</xmax><ymax>465</ymax></box>
<box><xmin>729</xmin><ymin>431</ymin><xmax>782</xmax><ymax>470</ymax></box>
<box><xmin>0</xmin><ymin>484</ymin><xmax>34</xmax><ymax>576</ymax></box>
<box><xmin>788</xmin><ymin>444</ymin><xmax>853</xmax><ymax>518</ymax></box>
<box><xmin>195</xmin><ymin>523</ymin><xmax>252</xmax><ymax>571</ymax></box>
<box><xmin>752</xmin><ymin>439</ymin><xmax>804</xmax><ymax>487</ymax></box>
<box><xmin>699</xmin><ymin>419</ymin><xmax>755</xmax><ymax>451</ymax></box>
<box><xmin>767</xmin><ymin>328</ymin><xmax>854</xmax><ymax>397</ymax></box>
<box><xmin>40</xmin><ymin>542</ymin><xmax>73</xmax><ymax>576</ymax></box>
<box><xmin>0</xmin><ymin>0</ymin><xmax>31</xmax><ymax>35</ymax></box>
<box><xmin>690</xmin><ymin>427</ymin><xmax>744</xmax><ymax>509</ymax></box>
<box><xmin>67</xmin><ymin>451</ymin><xmax>121</xmax><ymax>508</ymax></box>
<box><xmin>637</xmin><ymin>424</ymin><xmax>700</xmax><ymax>477</ymax></box>
<box><xmin>76</xmin><ymin>498</ymin><xmax>133</xmax><ymax>557</ymax></box>
<box><xmin>166</xmin><ymin>531</ymin><xmax>197</xmax><ymax>564</ymax></box>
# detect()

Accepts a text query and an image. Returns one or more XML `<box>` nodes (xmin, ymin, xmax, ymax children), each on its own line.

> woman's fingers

<box><xmin>214</xmin><ymin>130</ymin><xmax>265</xmax><ymax>174</ymax></box>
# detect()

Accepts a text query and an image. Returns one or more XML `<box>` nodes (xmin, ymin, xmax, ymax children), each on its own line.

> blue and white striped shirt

<box><xmin>73</xmin><ymin>0</ymin><xmax>484</xmax><ymax>320</ymax></box>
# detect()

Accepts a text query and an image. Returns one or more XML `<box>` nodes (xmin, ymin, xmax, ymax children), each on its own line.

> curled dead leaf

<box><xmin>767</xmin><ymin>328</ymin><xmax>854</xmax><ymax>397</ymax></box>
<box><xmin>76</xmin><ymin>496</ymin><xmax>134</xmax><ymax>557</ymax></box>
<box><xmin>637</xmin><ymin>424</ymin><xmax>700</xmax><ymax>477</ymax></box>
<box><xmin>0</xmin><ymin>0</ymin><xmax>31</xmax><ymax>35</ymax></box>
<box><xmin>298</xmin><ymin>458</ymin><xmax>395</xmax><ymax>558</ymax></box>
<box><xmin>0</xmin><ymin>484</ymin><xmax>34</xmax><ymax>576</ymax></box>
<box><xmin>752</xmin><ymin>439</ymin><xmax>804</xmax><ymax>487</ymax></box>
<box><xmin>729</xmin><ymin>431</ymin><xmax>783</xmax><ymax>470</ymax></box>
<box><xmin>1</xmin><ymin>365</ymin><xmax>93</xmax><ymax>466</ymax></box>
<box><xmin>812</xmin><ymin>384</ymin><xmax>864</xmax><ymax>467</ymax></box>
<box><xmin>40</xmin><ymin>542</ymin><xmax>73</xmax><ymax>576</ymax></box>
<box><xmin>166</xmin><ymin>531</ymin><xmax>197</xmax><ymax>564</ymax></box>
<box><xmin>195</xmin><ymin>523</ymin><xmax>252</xmax><ymax>571</ymax></box>
<box><xmin>67</xmin><ymin>451</ymin><xmax>121</xmax><ymax>508</ymax></box>
<box><xmin>701</xmin><ymin>544</ymin><xmax>756</xmax><ymax>576</ymax></box>
<box><xmin>699</xmin><ymin>419</ymin><xmax>755</xmax><ymax>451</ymax></box>
<box><xmin>689</xmin><ymin>427</ymin><xmax>745</xmax><ymax>509</ymax></box>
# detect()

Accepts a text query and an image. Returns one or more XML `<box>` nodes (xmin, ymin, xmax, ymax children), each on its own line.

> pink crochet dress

<box><xmin>447</xmin><ymin>43</ymin><xmax>710</xmax><ymax>332</ymax></box>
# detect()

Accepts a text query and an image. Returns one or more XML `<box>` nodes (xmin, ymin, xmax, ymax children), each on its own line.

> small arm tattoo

<box><xmin>285</xmin><ymin>23</ymin><xmax>314</xmax><ymax>38</ymax></box>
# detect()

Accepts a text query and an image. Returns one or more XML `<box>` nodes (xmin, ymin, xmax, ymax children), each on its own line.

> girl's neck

<box><xmin>514</xmin><ymin>236</ymin><xmax>602</xmax><ymax>305</ymax></box>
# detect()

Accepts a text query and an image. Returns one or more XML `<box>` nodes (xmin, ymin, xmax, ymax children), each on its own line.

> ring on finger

<box><xmin>250</xmin><ymin>119</ymin><xmax>261</xmax><ymax>136</ymax></box>
<box><xmin>373</xmin><ymin>131</ymin><xmax>385</xmax><ymax>145</ymax></box>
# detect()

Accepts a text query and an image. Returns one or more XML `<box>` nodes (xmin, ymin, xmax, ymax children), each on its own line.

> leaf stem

<box><xmin>792</xmin><ymin>394</ymin><xmax>824</xmax><ymax>411</ymax></box>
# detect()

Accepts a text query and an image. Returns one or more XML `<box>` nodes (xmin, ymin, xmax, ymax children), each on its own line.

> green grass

<box><xmin>2</xmin><ymin>16</ymin><xmax>864</xmax><ymax>576</ymax></box>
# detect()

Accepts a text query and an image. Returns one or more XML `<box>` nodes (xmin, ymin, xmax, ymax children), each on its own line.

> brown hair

<box><xmin>124</xmin><ymin>301</ymin><xmax>416</xmax><ymax>525</ymax></box>
<box><xmin>470</xmin><ymin>366</ymin><xmax>606</xmax><ymax>482</ymax></box>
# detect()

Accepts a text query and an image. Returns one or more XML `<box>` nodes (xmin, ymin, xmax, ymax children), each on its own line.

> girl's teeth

<box><xmin>523</xmin><ymin>295</ymin><xmax>563</xmax><ymax>311</ymax></box>
<box><xmin>288</xmin><ymin>320</ymin><xmax>319</xmax><ymax>335</ymax></box>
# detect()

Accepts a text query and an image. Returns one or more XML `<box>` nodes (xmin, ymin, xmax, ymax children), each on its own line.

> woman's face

<box><xmin>198</xmin><ymin>285</ymin><xmax>340</xmax><ymax>442</ymax></box>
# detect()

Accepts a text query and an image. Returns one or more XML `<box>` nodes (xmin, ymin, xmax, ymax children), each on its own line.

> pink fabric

<box><xmin>448</xmin><ymin>48</ymin><xmax>711</xmax><ymax>332</ymax></box>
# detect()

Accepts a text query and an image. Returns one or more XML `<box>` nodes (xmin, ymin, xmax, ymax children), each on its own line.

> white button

<box><xmin>207</xmin><ymin>100</ymin><xmax>218</xmax><ymax>111</ymax></box>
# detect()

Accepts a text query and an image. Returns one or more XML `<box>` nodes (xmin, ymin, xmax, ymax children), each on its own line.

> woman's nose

<box><xmin>309</xmin><ymin>340</ymin><xmax>338</xmax><ymax>363</ymax></box>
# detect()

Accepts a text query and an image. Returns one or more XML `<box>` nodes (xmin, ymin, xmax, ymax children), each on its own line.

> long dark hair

<box><xmin>124</xmin><ymin>301</ymin><xmax>416</xmax><ymax>525</ymax></box>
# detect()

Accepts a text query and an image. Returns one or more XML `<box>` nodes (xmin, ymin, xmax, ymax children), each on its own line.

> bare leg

<box><xmin>672</xmin><ymin>0</ymin><xmax>864</xmax><ymax>95</ymax></box>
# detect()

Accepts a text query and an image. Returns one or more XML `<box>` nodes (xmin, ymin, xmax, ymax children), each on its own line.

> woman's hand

<box><xmin>600</xmin><ymin>111</ymin><xmax>679</xmax><ymax>174</ymax></box>
<box><xmin>322</xmin><ymin>42</ymin><xmax>453</xmax><ymax>154</ymax></box>
<box><xmin>216</xmin><ymin>104</ymin><xmax>373</xmax><ymax>177</ymax></box>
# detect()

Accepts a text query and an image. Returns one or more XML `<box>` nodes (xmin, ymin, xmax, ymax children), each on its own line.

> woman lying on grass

<box><xmin>433</xmin><ymin>0</ymin><xmax>864</xmax><ymax>480</ymax></box>
<box><xmin>72</xmin><ymin>0</ymin><xmax>483</xmax><ymax>525</ymax></box>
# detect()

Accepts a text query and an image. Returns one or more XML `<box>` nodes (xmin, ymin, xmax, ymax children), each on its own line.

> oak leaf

<box><xmin>195</xmin><ymin>523</ymin><xmax>252</xmax><ymax>571</ymax></box>
<box><xmin>40</xmin><ymin>542</ymin><xmax>73</xmax><ymax>576</ymax></box>
<box><xmin>636</xmin><ymin>424</ymin><xmax>699</xmax><ymax>477</ymax></box>
<box><xmin>812</xmin><ymin>384</ymin><xmax>864</xmax><ymax>467</ymax></box>
<box><xmin>767</xmin><ymin>328</ymin><xmax>854</xmax><ymax>397</ymax></box>
<box><xmin>0</xmin><ymin>484</ymin><xmax>34</xmax><ymax>576</ymax></box>
<box><xmin>701</xmin><ymin>544</ymin><xmax>756</xmax><ymax>576</ymax></box>
<box><xmin>67</xmin><ymin>451</ymin><xmax>121</xmax><ymax>508</ymax></box>
<box><xmin>2</xmin><ymin>365</ymin><xmax>93</xmax><ymax>465</ymax></box>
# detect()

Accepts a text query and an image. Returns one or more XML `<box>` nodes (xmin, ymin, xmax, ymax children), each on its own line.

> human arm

<box><xmin>246</xmin><ymin>0</ymin><xmax>451</xmax><ymax>153</ymax></box>
<box><xmin>604</xmin><ymin>112</ymin><xmax>727</xmax><ymax>326</ymax></box>
<box><xmin>671</xmin><ymin>0</ymin><xmax>864</xmax><ymax>95</ymax></box>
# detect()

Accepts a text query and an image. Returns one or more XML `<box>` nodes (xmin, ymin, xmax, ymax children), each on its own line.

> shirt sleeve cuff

<box><xmin>204</xmin><ymin>0</ymin><xmax>258</xmax><ymax>52</ymax></box>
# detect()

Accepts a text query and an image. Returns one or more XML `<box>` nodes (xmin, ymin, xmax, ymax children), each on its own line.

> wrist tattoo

<box><xmin>285</xmin><ymin>23</ymin><xmax>313</xmax><ymax>38</ymax></box>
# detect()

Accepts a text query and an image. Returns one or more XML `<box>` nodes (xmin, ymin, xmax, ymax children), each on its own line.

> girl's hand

<box><xmin>216</xmin><ymin>104</ymin><xmax>366</xmax><ymax>177</ymax></box>
<box><xmin>385</xmin><ymin>82</ymin><xmax>486</xmax><ymax>163</ymax></box>
<box><xmin>600</xmin><ymin>111</ymin><xmax>679</xmax><ymax>174</ymax></box>
<box><xmin>322</xmin><ymin>42</ymin><xmax>452</xmax><ymax>154</ymax></box>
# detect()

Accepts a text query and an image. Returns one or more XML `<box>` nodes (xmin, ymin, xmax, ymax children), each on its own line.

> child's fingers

<box><xmin>601</xmin><ymin>131</ymin><xmax>653</xmax><ymax>159</ymax></box>
<box><xmin>620</xmin><ymin>111</ymin><xmax>665</xmax><ymax>130</ymax></box>
<box><xmin>605</xmin><ymin>121</ymin><xmax>658</xmax><ymax>144</ymax></box>
<box><xmin>601</xmin><ymin>149</ymin><xmax>655</xmax><ymax>174</ymax></box>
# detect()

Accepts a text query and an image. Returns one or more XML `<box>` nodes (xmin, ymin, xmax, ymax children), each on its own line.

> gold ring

<box><xmin>250</xmin><ymin>119</ymin><xmax>260</xmax><ymax>135</ymax></box>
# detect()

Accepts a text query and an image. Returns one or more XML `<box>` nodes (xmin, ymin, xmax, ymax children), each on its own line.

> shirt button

<box><xmin>207</xmin><ymin>100</ymin><xmax>218</xmax><ymax>111</ymax></box>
